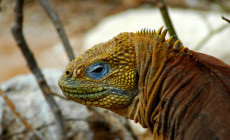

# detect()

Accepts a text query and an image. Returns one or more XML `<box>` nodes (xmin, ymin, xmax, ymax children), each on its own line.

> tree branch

<box><xmin>0</xmin><ymin>89</ymin><xmax>33</xmax><ymax>130</ymax></box>
<box><xmin>0</xmin><ymin>88</ymin><xmax>45</xmax><ymax>140</ymax></box>
<box><xmin>157</xmin><ymin>0</ymin><xmax>179</xmax><ymax>42</ymax></box>
<box><xmin>222</xmin><ymin>16</ymin><xmax>230</xmax><ymax>24</ymax></box>
<box><xmin>38</xmin><ymin>0</ymin><xmax>75</xmax><ymax>61</ymax></box>
<box><xmin>10</xmin><ymin>0</ymin><xmax>66</xmax><ymax>139</ymax></box>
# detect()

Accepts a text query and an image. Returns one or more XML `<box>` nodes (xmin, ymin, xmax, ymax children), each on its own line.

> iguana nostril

<box><xmin>66</xmin><ymin>71</ymin><xmax>70</xmax><ymax>75</ymax></box>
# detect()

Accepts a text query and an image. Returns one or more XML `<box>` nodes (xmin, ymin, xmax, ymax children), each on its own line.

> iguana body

<box><xmin>59</xmin><ymin>27</ymin><xmax>230</xmax><ymax>139</ymax></box>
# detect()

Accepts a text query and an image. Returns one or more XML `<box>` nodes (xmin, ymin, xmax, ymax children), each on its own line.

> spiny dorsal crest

<box><xmin>136</xmin><ymin>28</ymin><xmax>156</xmax><ymax>36</ymax></box>
<box><xmin>136</xmin><ymin>26</ymin><xmax>168</xmax><ymax>39</ymax></box>
<box><xmin>137</xmin><ymin>27</ymin><xmax>191</xmax><ymax>55</ymax></box>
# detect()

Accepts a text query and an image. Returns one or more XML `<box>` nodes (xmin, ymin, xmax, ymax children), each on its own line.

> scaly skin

<box><xmin>59</xmin><ymin>27</ymin><xmax>230</xmax><ymax>139</ymax></box>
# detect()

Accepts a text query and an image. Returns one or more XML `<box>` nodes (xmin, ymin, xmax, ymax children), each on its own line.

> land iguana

<box><xmin>58</xmin><ymin>27</ymin><xmax>230</xmax><ymax>140</ymax></box>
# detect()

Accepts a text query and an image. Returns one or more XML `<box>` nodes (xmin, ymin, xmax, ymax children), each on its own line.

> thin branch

<box><xmin>0</xmin><ymin>89</ymin><xmax>33</xmax><ymax>131</ymax></box>
<box><xmin>157</xmin><ymin>0</ymin><xmax>179</xmax><ymax>42</ymax></box>
<box><xmin>194</xmin><ymin>24</ymin><xmax>229</xmax><ymax>51</ymax></box>
<box><xmin>10</xmin><ymin>0</ymin><xmax>66</xmax><ymax>139</ymax></box>
<box><xmin>222</xmin><ymin>16</ymin><xmax>230</xmax><ymax>24</ymax></box>
<box><xmin>0</xmin><ymin>89</ymin><xmax>45</xmax><ymax>140</ymax></box>
<box><xmin>38</xmin><ymin>0</ymin><xmax>75</xmax><ymax>60</ymax></box>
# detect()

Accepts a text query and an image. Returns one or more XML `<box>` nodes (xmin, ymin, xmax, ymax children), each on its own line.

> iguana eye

<box><xmin>86</xmin><ymin>62</ymin><xmax>110</xmax><ymax>79</ymax></box>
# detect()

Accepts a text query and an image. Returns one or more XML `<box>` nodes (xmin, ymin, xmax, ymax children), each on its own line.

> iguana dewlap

<box><xmin>58</xmin><ymin>27</ymin><xmax>230</xmax><ymax>140</ymax></box>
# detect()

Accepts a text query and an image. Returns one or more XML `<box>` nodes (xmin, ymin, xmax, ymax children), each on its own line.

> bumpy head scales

<box><xmin>58</xmin><ymin>32</ymin><xmax>139</xmax><ymax>113</ymax></box>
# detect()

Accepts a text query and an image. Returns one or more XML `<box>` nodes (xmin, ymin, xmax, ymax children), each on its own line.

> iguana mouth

<box><xmin>61</xmin><ymin>87</ymin><xmax>108</xmax><ymax>99</ymax></box>
<box><xmin>61</xmin><ymin>87</ymin><xmax>137</xmax><ymax>99</ymax></box>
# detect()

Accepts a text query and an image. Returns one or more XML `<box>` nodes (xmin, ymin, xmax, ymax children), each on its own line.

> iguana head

<box><xmin>58</xmin><ymin>32</ymin><xmax>140</xmax><ymax>117</ymax></box>
<box><xmin>58</xmin><ymin>27</ymin><xmax>180</xmax><ymax>120</ymax></box>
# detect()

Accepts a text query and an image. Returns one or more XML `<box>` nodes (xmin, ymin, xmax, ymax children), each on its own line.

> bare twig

<box><xmin>0</xmin><ymin>89</ymin><xmax>33</xmax><ymax>131</ymax></box>
<box><xmin>156</xmin><ymin>0</ymin><xmax>179</xmax><ymax>42</ymax></box>
<box><xmin>222</xmin><ymin>16</ymin><xmax>230</xmax><ymax>24</ymax></box>
<box><xmin>10</xmin><ymin>0</ymin><xmax>66</xmax><ymax>139</ymax></box>
<box><xmin>38</xmin><ymin>0</ymin><xmax>75</xmax><ymax>60</ymax></box>
<box><xmin>0</xmin><ymin>89</ymin><xmax>45</xmax><ymax>140</ymax></box>
<box><xmin>194</xmin><ymin>24</ymin><xmax>229</xmax><ymax>51</ymax></box>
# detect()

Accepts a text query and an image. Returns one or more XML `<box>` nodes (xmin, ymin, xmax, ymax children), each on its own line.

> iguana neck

<box><xmin>130</xmin><ymin>31</ymin><xmax>189</xmax><ymax>131</ymax></box>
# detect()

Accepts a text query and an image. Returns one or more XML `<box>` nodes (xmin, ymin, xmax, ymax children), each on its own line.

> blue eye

<box><xmin>86</xmin><ymin>62</ymin><xmax>110</xmax><ymax>79</ymax></box>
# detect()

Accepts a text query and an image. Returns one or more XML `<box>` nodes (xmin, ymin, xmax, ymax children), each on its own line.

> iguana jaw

<box><xmin>61</xmin><ymin>89</ymin><xmax>108</xmax><ymax>99</ymax></box>
<box><xmin>59</xmin><ymin>76</ymin><xmax>138</xmax><ymax>110</ymax></box>
<box><xmin>110</xmin><ymin>95</ymin><xmax>140</xmax><ymax>119</ymax></box>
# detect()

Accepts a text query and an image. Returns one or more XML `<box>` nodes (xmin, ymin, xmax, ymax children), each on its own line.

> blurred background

<box><xmin>0</xmin><ymin>0</ymin><xmax>230</xmax><ymax>139</ymax></box>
